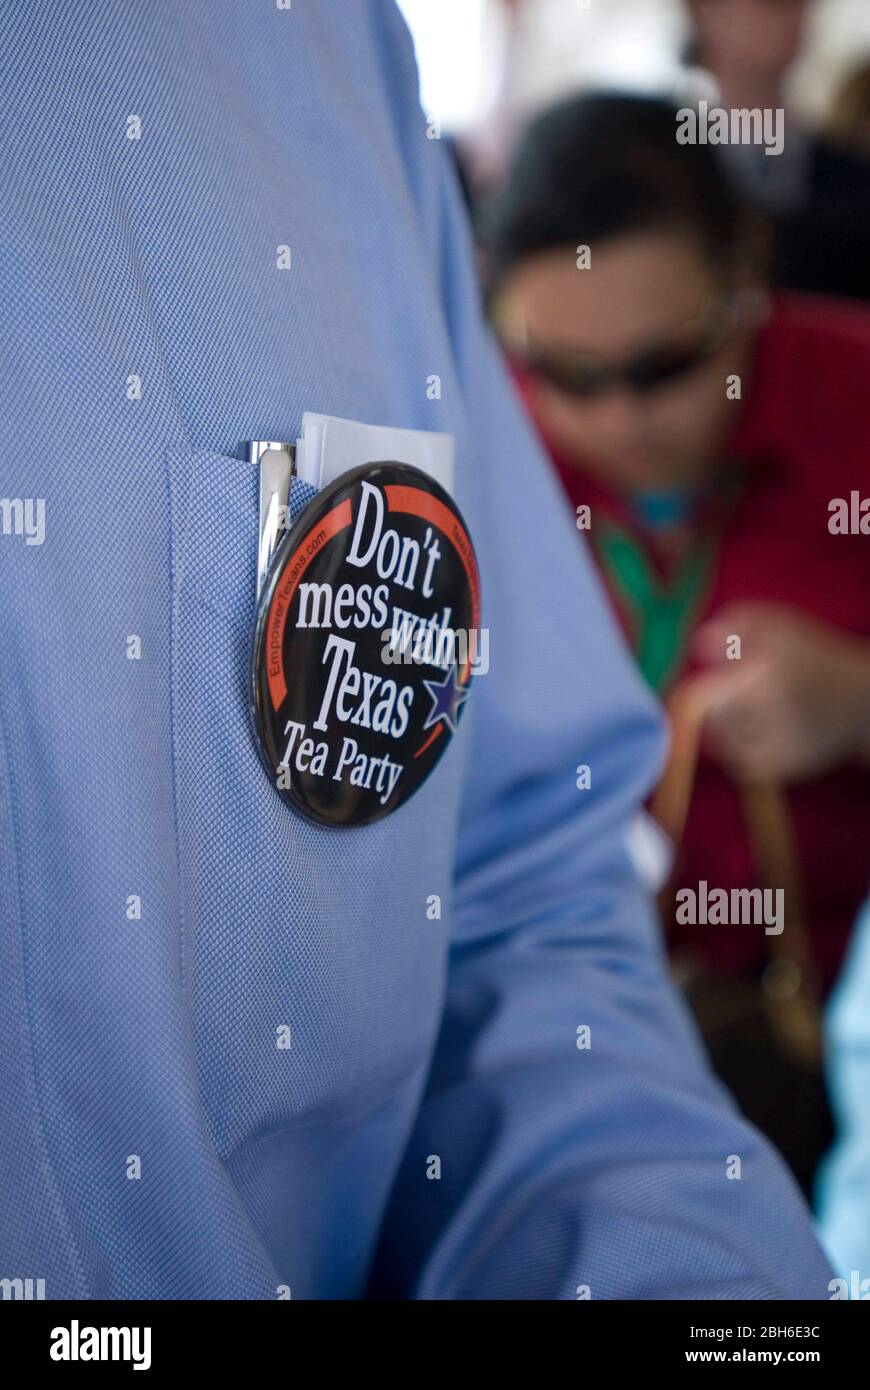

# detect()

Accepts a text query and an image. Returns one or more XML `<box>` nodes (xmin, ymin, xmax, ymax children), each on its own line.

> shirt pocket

<box><xmin>169</xmin><ymin>445</ymin><xmax>257</xmax><ymax>628</ymax></box>
<box><xmin>164</xmin><ymin>445</ymin><xmax>452</xmax><ymax>1148</ymax></box>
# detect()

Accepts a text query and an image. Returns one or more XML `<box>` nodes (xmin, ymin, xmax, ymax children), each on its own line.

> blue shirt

<box><xmin>0</xmin><ymin>0</ymin><xmax>832</xmax><ymax>1299</ymax></box>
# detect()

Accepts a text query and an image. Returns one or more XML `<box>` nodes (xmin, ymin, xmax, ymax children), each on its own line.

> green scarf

<box><xmin>592</xmin><ymin>521</ymin><xmax>718</xmax><ymax>694</ymax></box>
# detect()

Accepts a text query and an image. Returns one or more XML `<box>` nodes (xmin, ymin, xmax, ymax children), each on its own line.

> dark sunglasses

<box><xmin>501</xmin><ymin>302</ymin><xmax>738</xmax><ymax>400</ymax></box>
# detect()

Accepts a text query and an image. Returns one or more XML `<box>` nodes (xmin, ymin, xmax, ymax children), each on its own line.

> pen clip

<box><xmin>247</xmin><ymin>439</ymin><xmax>296</xmax><ymax>601</ymax></box>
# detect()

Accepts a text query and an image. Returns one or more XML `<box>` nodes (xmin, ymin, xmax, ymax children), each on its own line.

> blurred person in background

<box><xmin>684</xmin><ymin>0</ymin><xmax>870</xmax><ymax>300</ymax></box>
<box><xmin>483</xmin><ymin>92</ymin><xmax>870</xmax><ymax>1193</ymax></box>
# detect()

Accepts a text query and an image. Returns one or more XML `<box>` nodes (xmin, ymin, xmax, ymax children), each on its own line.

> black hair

<box><xmin>480</xmin><ymin>91</ymin><xmax>745</xmax><ymax>287</ymax></box>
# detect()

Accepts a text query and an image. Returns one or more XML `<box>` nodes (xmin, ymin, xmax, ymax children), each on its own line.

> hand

<box><xmin>686</xmin><ymin>604</ymin><xmax>870</xmax><ymax>784</ymax></box>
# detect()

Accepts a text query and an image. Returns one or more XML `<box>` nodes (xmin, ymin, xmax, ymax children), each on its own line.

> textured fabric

<box><xmin>0</xmin><ymin>1</ymin><xmax>832</xmax><ymax>1300</ymax></box>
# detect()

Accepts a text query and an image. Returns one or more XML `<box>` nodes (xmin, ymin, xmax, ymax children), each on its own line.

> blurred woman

<box><xmin>484</xmin><ymin>93</ymin><xmax>870</xmax><ymax>1191</ymax></box>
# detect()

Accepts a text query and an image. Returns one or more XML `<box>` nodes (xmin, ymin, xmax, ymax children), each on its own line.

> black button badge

<box><xmin>252</xmin><ymin>462</ymin><xmax>481</xmax><ymax>826</ymax></box>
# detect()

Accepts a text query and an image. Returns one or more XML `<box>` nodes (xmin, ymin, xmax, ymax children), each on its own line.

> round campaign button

<box><xmin>252</xmin><ymin>462</ymin><xmax>481</xmax><ymax>827</ymax></box>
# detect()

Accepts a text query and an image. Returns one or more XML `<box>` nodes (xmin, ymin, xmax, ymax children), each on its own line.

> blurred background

<box><xmin>399</xmin><ymin>0</ymin><xmax>870</xmax><ymax>183</ymax></box>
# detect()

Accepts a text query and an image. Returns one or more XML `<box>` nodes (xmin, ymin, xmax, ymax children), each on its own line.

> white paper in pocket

<box><xmin>296</xmin><ymin>412</ymin><xmax>455</xmax><ymax>496</ymax></box>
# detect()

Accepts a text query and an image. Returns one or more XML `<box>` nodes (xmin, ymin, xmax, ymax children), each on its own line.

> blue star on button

<box><xmin>422</xmin><ymin>663</ymin><xmax>470</xmax><ymax>734</ymax></box>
